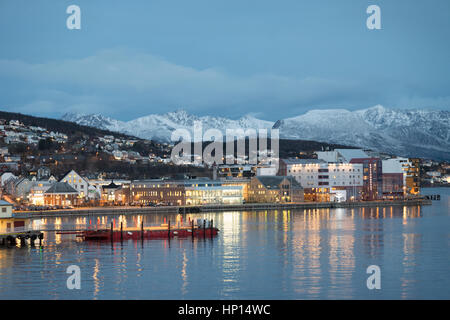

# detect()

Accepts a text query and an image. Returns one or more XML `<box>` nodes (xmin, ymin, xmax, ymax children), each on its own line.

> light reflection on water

<box><xmin>0</xmin><ymin>188</ymin><xmax>449</xmax><ymax>300</ymax></box>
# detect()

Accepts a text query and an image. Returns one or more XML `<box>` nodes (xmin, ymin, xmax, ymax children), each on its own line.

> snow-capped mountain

<box><xmin>62</xmin><ymin>110</ymin><xmax>273</xmax><ymax>143</ymax></box>
<box><xmin>62</xmin><ymin>106</ymin><xmax>450</xmax><ymax>161</ymax></box>
<box><xmin>274</xmin><ymin>105</ymin><xmax>450</xmax><ymax>160</ymax></box>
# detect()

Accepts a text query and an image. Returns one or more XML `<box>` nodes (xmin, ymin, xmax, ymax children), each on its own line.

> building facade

<box><xmin>60</xmin><ymin>170</ymin><xmax>89</xmax><ymax>199</ymax></box>
<box><xmin>130</xmin><ymin>179</ymin><xmax>245</xmax><ymax>206</ymax></box>
<box><xmin>44</xmin><ymin>182</ymin><xmax>80</xmax><ymax>207</ymax></box>
<box><xmin>278</xmin><ymin>159</ymin><xmax>363</xmax><ymax>202</ymax></box>
<box><xmin>248</xmin><ymin>176</ymin><xmax>304</xmax><ymax>203</ymax></box>
<box><xmin>350</xmin><ymin>158</ymin><xmax>383</xmax><ymax>200</ymax></box>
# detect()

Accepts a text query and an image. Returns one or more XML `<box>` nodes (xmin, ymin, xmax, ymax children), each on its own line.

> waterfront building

<box><xmin>0</xmin><ymin>200</ymin><xmax>28</xmax><ymax>233</ymax></box>
<box><xmin>382</xmin><ymin>173</ymin><xmax>404</xmax><ymax>199</ymax></box>
<box><xmin>220</xmin><ymin>179</ymin><xmax>250</xmax><ymax>202</ymax></box>
<box><xmin>406</xmin><ymin>158</ymin><xmax>420</xmax><ymax>195</ymax></box>
<box><xmin>131</xmin><ymin>180</ymin><xmax>186</xmax><ymax>206</ymax></box>
<box><xmin>0</xmin><ymin>200</ymin><xmax>13</xmax><ymax>218</ymax></box>
<box><xmin>101</xmin><ymin>181</ymin><xmax>121</xmax><ymax>204</ymax></box>
<box><xmin>316</xmin><ymin>149</ymin><xmax>383</xmax><ymax>201</ymax></box>
<box><xmin>382</xmin><ymin>157</ymin><xmax>409</xmax><ymax>198</ymax></box>
<box><xmin>248</xmin><ymin>176</ymin><xmax>304</xmax><ymax>203</ymax></box>
<box><xmin>28</xmin><ymin>180</ymin><xmax>55</xmax><ymax>206</ymax></box>
<box><xmin>349</xmin><ymin>157</ymin><xmax>383</xmax><ymax>200</ymax></box>
<box><xmin>130</xmin><ymin>179</ymin><xmax>245</xmax><ymax>206</ymax></box>
<box><xmin>44</xmin><ymin>182</ymin><xmax>80</xmax><ymax>207</ymax></box>
<box><xmin>278</xmin><ymin>158</ymin><xmax>363</xmax><ymax>202</ymax></box>
<box><xmin>114</xmin><ymin>183</ymin><xmax>131</xmax><ymax>205</ymax></box>
<box><xmin>185</xmin><ymin>185</ymin><xmax>243</xmax><ymax>205</ymax></box>
<box><xmin>381</xmin><ymin>157</ymin><xmax>420</xmax><ymax>197</ymax></box>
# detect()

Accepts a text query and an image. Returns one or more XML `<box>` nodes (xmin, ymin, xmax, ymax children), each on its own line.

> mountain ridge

<box><xmin>61</xmin><ymin>106</ymin><xmax>450</xmax><ymax>161</ymax></box>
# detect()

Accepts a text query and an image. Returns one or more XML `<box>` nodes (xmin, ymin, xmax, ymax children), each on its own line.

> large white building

<box><xmin>60</xmin><ymin>170</ymin><xmax>89</xmax><ymax>199</ymax></box>
<box><xmin>278</xmin><ymin>159</ymin><xmax>363</xmax><ymax>201</ymax></box>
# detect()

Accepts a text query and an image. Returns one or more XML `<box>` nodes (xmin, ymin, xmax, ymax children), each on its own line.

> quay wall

<box><xmin>14</xmin><ymin>198</ymin><xmax>432</xmax><ymax>219</ymax></box>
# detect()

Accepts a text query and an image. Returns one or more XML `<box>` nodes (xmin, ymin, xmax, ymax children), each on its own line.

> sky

<box><xmin>0</xmin><ymin>0</ymin><xmax>449</xmax><ymax>121</ymax></box>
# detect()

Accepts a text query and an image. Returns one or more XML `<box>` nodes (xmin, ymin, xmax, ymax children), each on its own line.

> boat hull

<box><xmin>82</xmin><ymin>227</ymin><xmax>219</xmax><ymax>241</ymax></box>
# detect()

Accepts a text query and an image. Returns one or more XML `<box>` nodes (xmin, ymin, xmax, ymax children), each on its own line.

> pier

<box><xmin>13</xmin><ymin>198</ymin><xmax>432</xmax><ymax>218</ymax></box>
<box><xmin>0</xmin><ymin>230</ymin><xmax>44</xmax><ymax>246</ymax></box>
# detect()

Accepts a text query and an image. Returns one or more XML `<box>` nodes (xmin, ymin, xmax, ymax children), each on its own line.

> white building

<box><xmin>60</xmin><ymin>170</ymin><xmax>89</xmax><ymax>199</ymax></box>
<box><xmin>382</xmin><ymin>157</ymin><xmax>412</xmax><ymax>188</ymax></box>
<box><xmin>28</xmin><ymin>181</ymin><xmax>55</xmax><ymax>206</ymax></box>
<box><xmin>0</xmin><ymin>172</ymin><xmax>16</xmax><ymax>187</ymax></box>
<box><xmin>0</xmin><ymin>200</ymin><xmax>13</xmax><ymax>218</ymax></box>
<box><xmin>279</xmin><ymin>158</ymin><xmax>363</xmax><ymax>201</ymax></box>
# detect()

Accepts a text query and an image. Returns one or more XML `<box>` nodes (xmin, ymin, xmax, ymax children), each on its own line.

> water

<box><xmin>0</xmin><ymin>187</ymin><xmax>449</xmax><ymax>300</ymax></box>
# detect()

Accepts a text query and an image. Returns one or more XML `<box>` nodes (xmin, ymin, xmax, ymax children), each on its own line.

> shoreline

<box><xmin>14</xmin><ymin>198</ymin><xmax>432</xmax><ymax>218</ymax></box>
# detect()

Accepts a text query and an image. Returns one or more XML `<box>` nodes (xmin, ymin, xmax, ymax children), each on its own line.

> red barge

<box><xmin>80</xmin><ymin>220</ymin><xmax>219</xmax><ymax>241</ymax></box>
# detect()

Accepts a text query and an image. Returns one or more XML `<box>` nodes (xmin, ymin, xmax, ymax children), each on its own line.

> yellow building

<box><xmin>406</xmin><ymin>158</ymin><xmax>420</xmax><ymax>195</ymax></box>
<box><xmin>248</xmin><ymin>176</ymin><xmax>304</xmax><ymax>203</ymax></box>
<box><xmin>0</xmin><ymin>200</ymin><xmax>29</xmax><ymax>234</ymax></box>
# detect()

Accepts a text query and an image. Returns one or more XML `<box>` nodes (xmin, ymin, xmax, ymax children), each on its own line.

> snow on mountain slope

<box><xmin>61</xmin><ymin>106</ymin><xmax>450</xmax><ymax>161</ymax></box>
<box><xmin>275</xmin><ymin>105</ymin><xmax>450</xmax><ymax>160</ymax></box>
<box><xmin>62</xmin><ymin>110</ymin><xmax>274</xmax><ymax>142</ymax></box>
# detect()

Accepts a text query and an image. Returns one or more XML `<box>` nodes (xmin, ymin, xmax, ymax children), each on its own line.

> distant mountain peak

<box><xmin>61</xmin><ymin>107</ymin><xmax>450</xmax><ymax>161</ymax></box>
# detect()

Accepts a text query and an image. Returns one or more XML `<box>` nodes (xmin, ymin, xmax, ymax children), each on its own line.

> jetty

<box><xmin>0</xmin><ymin>230</ymin><xmax>44</xmax><ymax>246</ymax></box>
<box><xmin>0</xmin><ymin>199</ymin><xmax>44</xmax><ymax>246</ymax></box>
<box><xmin>13</xmin><ymin>198</ymin><xmax>432</xmax><ymax>218</ymax></box>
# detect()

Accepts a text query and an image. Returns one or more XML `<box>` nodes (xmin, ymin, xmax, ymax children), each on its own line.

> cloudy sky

<box><xmin>0</xmin><ymin>0</ymin><xmax>449</xmax><ymax>121</ymax></box>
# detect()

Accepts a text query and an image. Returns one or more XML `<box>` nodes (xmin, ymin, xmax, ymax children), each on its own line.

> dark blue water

<box><xmin>0</xmin><ymin>188</ymin><xmax>449</xmax><ymax>299</ymax></box>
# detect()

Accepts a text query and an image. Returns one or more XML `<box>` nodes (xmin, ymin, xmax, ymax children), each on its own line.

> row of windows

<box><xmin>288</xmin><ymin>168</ymin><xmax>361</xmax><ymax>173</ymax></box>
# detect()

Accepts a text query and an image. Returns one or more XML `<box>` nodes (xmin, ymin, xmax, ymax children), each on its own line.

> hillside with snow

<box><xmin>62</xmin><ymin>106</ymin><xmax>450</xmax><ymax>161</ymax></box>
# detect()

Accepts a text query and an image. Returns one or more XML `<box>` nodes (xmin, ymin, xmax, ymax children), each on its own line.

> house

<box><xmin>101</xmin><ymin>181</ymin><xmax>121</xmax><ymax>204</ymax></box>
<box><xmin>0</xmin><ymin>200</ymin><xmax>13</xmax><ymax>218</ymax></box>
<box><xmin>0</xmin><ymin>200</ymin><xmax>29</xmax><ymax>233</ymax></box>
<box><xmin>37</xmin><ymin>166</ymin><xmax>51</xmax><ymax>180</ymax></box>
<box><xmin>11</xmin><ymin>177</ymin><xmax>34</xmax><ymax>201</ymax></box>
<box><xmin>44</xmin><ymin>182</ymin><xmax>80</xmax><ymax>207</ymax></box>
<box><xmin>60</xmin><ymin>170</ymin><xmax>89</xmax><ymax>199</ymax></box>
<box><xmin>28</xmin><ymin>180</ymin><xmax>56</xmax><ymax>206</ymax></box>
<box><xmin>0</xmin><ymin>172</ymin><xmax>16</xmax><ymax>187</ymax></box>
<box><xmin>248</xmin><ymin>176</ymin><xmax>304</xmax><ymax>203</ymax></box>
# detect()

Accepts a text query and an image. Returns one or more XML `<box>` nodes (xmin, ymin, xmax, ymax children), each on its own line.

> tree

<box><xmin>38</xmin><ymin>138</ymin><xmax>54</xmax><ymax>150</ymax></box>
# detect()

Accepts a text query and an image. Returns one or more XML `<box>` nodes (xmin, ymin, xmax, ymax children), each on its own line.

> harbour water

<box><xmin>0</xmin><ymin>188</ymin><xmax>449</xmax><ymax>299</ymax></box>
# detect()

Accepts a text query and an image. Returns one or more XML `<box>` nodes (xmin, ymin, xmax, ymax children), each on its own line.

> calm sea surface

<box><xmin>0</xmin><ymin>188</ymin><xmax>449</xmax><ymax>300</ymax></box>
